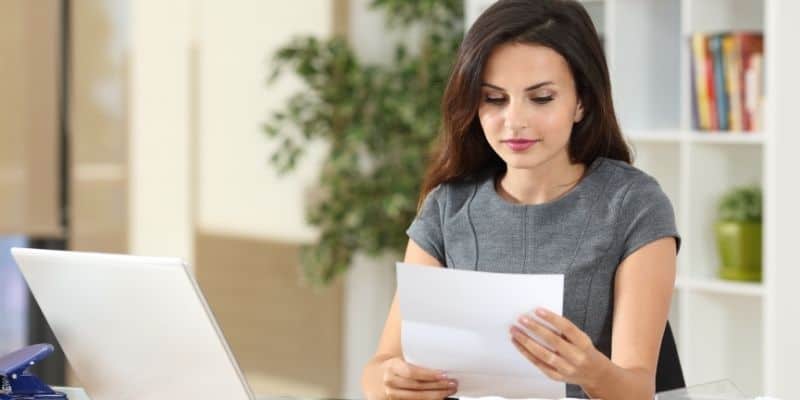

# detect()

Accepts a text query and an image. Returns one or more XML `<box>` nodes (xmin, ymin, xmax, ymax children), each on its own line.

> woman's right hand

<box><xmin>380</xmin><ymin>357</ymin><xmax>458</xmax><ymax>400</ymax></box>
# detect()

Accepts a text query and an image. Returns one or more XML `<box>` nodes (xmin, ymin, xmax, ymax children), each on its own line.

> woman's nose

<box><xmin>504</xmin><ymin>100</ymin><xmax>529</xmax><ymax>131</ymax></box>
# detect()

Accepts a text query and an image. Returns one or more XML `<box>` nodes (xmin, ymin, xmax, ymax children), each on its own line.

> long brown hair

<box><xmin>418</xmin><ymin>0</ymin><xmax>631</xmax><ymax>206</ymax></box>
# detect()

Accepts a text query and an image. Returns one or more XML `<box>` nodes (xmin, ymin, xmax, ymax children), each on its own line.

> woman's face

<box><xmin>478</xmin><ymin>43</ymin><xmax>583</xmax><ymax>171</ymax></box>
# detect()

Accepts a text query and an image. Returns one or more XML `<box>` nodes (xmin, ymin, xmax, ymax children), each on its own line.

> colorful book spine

<box><xmin>689</xmin><ymin>42</ymin><xmax>699</xmax><ymax>131</ymax></box>
<box><xmin>691</xmin><ymin>33</ymin><xmax>710</xmax><ymax>130</ymax></box>
<box><xmin>690</xmin><ymin>32</ymin><xmax>764</xmax><ymax>133</ymax></box>
<box><xmin>710</xmin><ymin>34</ymin><xmax>729</xmax><ymax>131</ymax></box>
<box><xmin>723</xmin><ymin>35</ymin><xmax>742</xmax><ymax>131</ymax></box>
<box><xmin>740</xmin><ymin>33</ymin><xmax>764</xmax><ymax>131</ymax></box>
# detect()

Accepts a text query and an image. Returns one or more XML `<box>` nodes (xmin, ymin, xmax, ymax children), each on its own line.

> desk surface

<box><xmin>55</xmin><ymin>387</ymin><xmax>354</xmax><ymax>400</ymax></box>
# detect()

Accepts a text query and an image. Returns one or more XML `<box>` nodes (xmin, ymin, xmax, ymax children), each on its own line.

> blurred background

<box><xmin>1</xmin><ymin>0</ymin><xmax>799</xmax><ymax>399</ymax></box>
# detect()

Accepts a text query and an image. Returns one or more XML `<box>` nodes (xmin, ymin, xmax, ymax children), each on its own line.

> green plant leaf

<box><xmin>263</xmin><ymin>0</ymin><xmax>464</xmax><ymax>285</ymax></box>
<box><xmin>718</xmin><ymin>186</ymin><xmax>762</xmax><ymax>222</ymax></box>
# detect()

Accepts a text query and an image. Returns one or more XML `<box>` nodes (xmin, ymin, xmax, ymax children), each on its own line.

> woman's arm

<box><xmin>509</xmin><ymin>237</ymin><xmax>677</xmax><ymax>399</ymax></box>
<box><xmin>581</xmin><ymin>236</ymin><xmax>678</xmax><ymax>399</ymax></box>
<box><xmin>361</xmin><ymin>239</ymin><xmax>455</xmax><ymax>400</ymax></box>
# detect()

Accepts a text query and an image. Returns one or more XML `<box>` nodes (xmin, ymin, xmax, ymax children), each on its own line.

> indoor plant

<box><xmin>262</xmin><ymin>0</ymin><xmax>463</xmax><ymax>285</ymax></box>
<box><xmin>715</xmin><ymin>186</ymin><xmax>762</xmax><ymax>282</ymax></box>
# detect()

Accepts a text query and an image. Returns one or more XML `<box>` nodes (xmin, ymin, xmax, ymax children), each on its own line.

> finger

<box><xmin>384</xmin><ymin>374</ymin><xmax>457</xmax><ymax>391</ymax></box>
<box><xmin>512</xmin><ymin>337</ymin><xmax>565</xmax><ymax>382</ymax></box>
<box><xmin>517</xmin><ymin>315</ymin><xmax>583</xmax><ymax>363</ymax></box>
<box><xmin>510</xmin><ymin>326</ymin><xmax>575</xmax><ymax>375</ymax></box>
<box><xmin>533</xmin><ymin>308</ymin><xmax>592</xmax><ymax>349</ymax></box>
<box><xmin>385</xmin><ymin>387</ymin><xmax>457</xmax><ymax>400</ymax></box>
<box><xmin>390</xmin><ymin>360</ymin><xmax>447</xmax><ymax>382</ymax></box>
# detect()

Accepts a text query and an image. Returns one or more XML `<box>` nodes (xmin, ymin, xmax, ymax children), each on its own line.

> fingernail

<box><xmin>519</xmin><ymin>316</ymin><xmax>531</xmax><ymax>324</ymax></box>
<box><xmin>448</xmin><ymin>380</ymin><xmax>457</xmax><ymax>387</ymax></box>
<box><xmin>536</xmin><ymin>308</ymin><xmax>547</xmax><ymax>317</ymax></box>
<box><xmin>439</xmin><ymin>373</ymin><xmax>449</xmax><ymax>379</ymax></box>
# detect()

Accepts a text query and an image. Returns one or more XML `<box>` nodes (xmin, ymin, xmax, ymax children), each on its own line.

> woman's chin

<box><xmin>502</xmin><ymin>157</ymin><xmax>546</xmax><ymax>171</ymax></box>
<box><xmin>500</xmin><ymin>149</ymin><xmax>567</xmax><ymax>171</ymax></box>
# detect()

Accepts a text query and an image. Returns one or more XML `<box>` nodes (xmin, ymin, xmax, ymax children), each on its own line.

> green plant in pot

<box><xmin>262</xmin><ymin>0</ymin><xmax>463</xmax><ymax>285</ymax></box>
<box><xmin>715</xmin><ymin>186</ymin><xmax>762</xmax><ymax>282</ymax></box>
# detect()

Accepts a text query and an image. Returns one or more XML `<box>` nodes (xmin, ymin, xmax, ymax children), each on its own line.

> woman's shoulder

<box><xmin>594</xmin><ymin>157</ymin><xmax>670</xmax><ymax>207</ymax></box>
<box><xmin>422</xmin><ymin>176</ymin><xmax>487</xmax><ymax>213</ymax></box>
<box><xmin>596</xmin><ymin>157</ymin><xmax>663</xmax><ymax>191</ymax></box>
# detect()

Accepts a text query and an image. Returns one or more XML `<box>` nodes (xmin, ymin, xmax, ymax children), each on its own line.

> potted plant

<box><xmin>715</xmin><ymin>186</ymin><xmax>762</xmax><ymax>282</ymax></box>
<box><xmin>262</xmin><ymin>0</ymin><xmax>463</xmax><ymax>285</ymax></box>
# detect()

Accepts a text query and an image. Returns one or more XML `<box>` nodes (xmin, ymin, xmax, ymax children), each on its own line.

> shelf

<box><xmin>688</xmin><ymin>131</ymin><xmax>765</xmax><ymax>145</ymax></box>
<box><xmin>676</xmin><ymin>275</ymin><xmax>764</xmax><ymax>297</ymax></box>
<box><xmin>626</xmin><ymin>129</ymin><xmax>683</xmax><ymax>143</ymax></box>
<box><xmin>625</xmin><ymin>129</ymin><xmax>765</xmax><ymax>145</ymax></box>
<box><xmin>589</xmin><ymin>0</ymin><xmax>786</xmax><ymax>396</ymax></box>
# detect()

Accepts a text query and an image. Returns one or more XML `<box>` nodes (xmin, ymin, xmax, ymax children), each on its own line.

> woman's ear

<box><xmin>574</xmin><ymin>100</ymin><xmax>585</xmax><ymax>123</ymax></box>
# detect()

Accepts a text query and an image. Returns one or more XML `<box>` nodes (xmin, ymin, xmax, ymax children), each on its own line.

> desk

<box><xmin>53</xmin><ymin>389</ymin><xmax>590</xmax><ymax>400</ymax></box>
<box><xmin>53</xmin><ymin>388</ymin><xmax>782</xmax><ymax>400</ymax></box>
<box><xmin>54</xmin><ymin>387</ymin><xmax>351</xmax><ymax>400</ymax></box>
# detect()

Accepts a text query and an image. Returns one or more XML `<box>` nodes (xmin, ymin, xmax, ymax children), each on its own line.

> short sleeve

<box><xmin>618</xmin><ymin>175</ymin><xmax>681</xmax><ymax>262</ymax></box>
<box><xmin>406</xmin><ymin>184</ymin><xmax>446</xmax><ymax>265</ymax></box>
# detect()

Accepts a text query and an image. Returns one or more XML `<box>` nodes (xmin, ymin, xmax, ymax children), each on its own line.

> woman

<box><xmin>361</xmin><ymin>0</ymin><xmax>681</xmax><ymax>398</ymax></box>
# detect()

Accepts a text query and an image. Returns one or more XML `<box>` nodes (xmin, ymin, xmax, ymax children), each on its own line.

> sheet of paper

<box><xmin>396</xmin><ymin>262</ymin><xmax>565</xmax><ymax>399</ymax></box>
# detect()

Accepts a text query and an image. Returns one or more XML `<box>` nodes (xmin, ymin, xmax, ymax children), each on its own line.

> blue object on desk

<box><xmin>0</xmin><ymin>344</ymin><xmax>68</xmax><ymax>399</ymax></box>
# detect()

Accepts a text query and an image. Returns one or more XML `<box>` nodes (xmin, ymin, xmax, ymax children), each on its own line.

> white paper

<box><xmin>396</xmin><ymin>262</ymin><xmax>566</xmax><ymax>399</ymax></box>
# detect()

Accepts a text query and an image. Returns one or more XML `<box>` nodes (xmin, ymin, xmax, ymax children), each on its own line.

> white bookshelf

<box><xmin>602</xmin><ymin>0</ymin><xmax>799</xmax><ymax>398</ymax></box>
<box><xmin>607</xmin><ymin>0</ymin><xmax>770</xmax><ymax>395</ymax></box>
<box><xmin>464</xmin><ymin>0</ymin><xmax>800</xmax><ymax>398</ymax></box>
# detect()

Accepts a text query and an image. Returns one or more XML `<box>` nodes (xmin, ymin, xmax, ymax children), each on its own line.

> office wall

<box><xmin>340</xmin><ymin>2</ymin><xmax>414</xmax><ymax>396</ymax></box>
<box><xmin>195</xmin><ymin>0</ymin><xmax>332</xmax><ymax>242</ymax></box>
<box><xmin>191</xmin><ymin>1</ymin><xmax>344</xmax><ymax>396</ymax></box>
<box><xmin>71</xmin><ymin>0</ymin><xmax>129</xmax><ymax>254</ymax></box>
<box><xmin>129</xmin><ymin>0</ymin><xmax>194</xmax><ymax>261</ymax></box>
<box><xmin>193</xmin><ymin>1</ymin><xmax>405</xmax><ymax>395</ymax></box>
<box><xmin>67</xmin><ymin>0</ymin><xmax>395</xmax><ymax>396</ymax></box>
<box><xmin>0</xmin><ymin>0</ymin><xmax>61</xmax><ymax>237</ymax></box>
<box><xmin>195</xmin><ymin>233</ymin><xmax>343</xmax><ymax>397</ymax></box>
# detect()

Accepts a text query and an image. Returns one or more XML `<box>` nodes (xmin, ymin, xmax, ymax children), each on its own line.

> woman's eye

<box><xmin>532</xmin><ymin>96</ymin><xmax>554</xmax><ymax>104</ymax></box>
<box><xmin>485</xmin><ymin>97</ymin><xmax>506</xmax><ymax>104</ymax></box>
<box><xmin>483</xmin><ymin>96</ymin><xmax>554</xmax><ymax>105</ymax></box>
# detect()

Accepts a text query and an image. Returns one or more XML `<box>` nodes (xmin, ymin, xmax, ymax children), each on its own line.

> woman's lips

<box><xmin>502</xmin><ymin>139</ymin><xmax>540</xmax><ymax>152</ymax></box>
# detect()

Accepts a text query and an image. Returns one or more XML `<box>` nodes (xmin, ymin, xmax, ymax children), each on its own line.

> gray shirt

<box><xmin>406</xmin><ymin>156</ymin><xmax>680</xmax><ymax>398</ymax></box>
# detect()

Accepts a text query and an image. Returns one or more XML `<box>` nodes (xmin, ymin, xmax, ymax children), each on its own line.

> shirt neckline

<box><xmin>484</xmin><ymin>157</ymin><xmax>606</xmax><ymax>211</ymax></box>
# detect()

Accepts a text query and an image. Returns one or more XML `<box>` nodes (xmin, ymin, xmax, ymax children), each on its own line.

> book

<box><xmin>691</xmin><ymin>33</ymin><xmax>711</xmax><ymax>130</ymax></box>
<box><xmin>740</xmin><ymin>33</ymin><xmax>764</xmax><ymax>131</ymax></box>
<box><xmin>710</xmin><ymin>34</ymin><xmax>729</xmax><ymax>131</ymax></box>
<box><xmin>723</xmin><ymin>34</ymin><xmax>743</xmax><ymax>131</ymax></box>
<box><xmin>690</xmin><ymin>32</ymin><xmax>764</xmax><ymax>132</ymax></box>
<box><xmin>704</xmin><ymin>34</ymin><xmax>719</xmax><ymax>131</ymax></box>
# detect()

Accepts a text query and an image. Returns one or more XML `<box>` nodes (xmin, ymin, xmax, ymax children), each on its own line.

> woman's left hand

<box><xmin>510</xmin><ymin>307</ymin><xmax>611</xmax><ymax>388</ymax></box>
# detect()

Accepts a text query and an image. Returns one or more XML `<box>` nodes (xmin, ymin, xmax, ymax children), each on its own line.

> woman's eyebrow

<box><xmin>480</xmin><ymin>81</ymin><xmax>555</xmax><ymax>92</ymax></box>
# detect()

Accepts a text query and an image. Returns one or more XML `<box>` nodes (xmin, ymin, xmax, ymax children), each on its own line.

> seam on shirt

<box><xmin>466</xmin><ymin>183</ymin><xmax>479</xmax><ymax>270</ymax></box>
<box><xmin>569</xmin><ymin>164</ymin><xmax>616</xmax><ymax>330</ymax></box>
<box><xmin>442</xmin><ymin>184</ymin><xmax>455</xmax><ymax>268</ymax></box>
<box><xmin>522</xmin><ymin>207</ymin><xmax>528</xmax><ymax>274</ymax></box>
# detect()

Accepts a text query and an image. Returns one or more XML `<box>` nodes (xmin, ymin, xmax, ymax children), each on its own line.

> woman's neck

<box><xmin>496</xmin><ymin>152</ymin><xmax>586</xmax><ymax>205</ymax></box>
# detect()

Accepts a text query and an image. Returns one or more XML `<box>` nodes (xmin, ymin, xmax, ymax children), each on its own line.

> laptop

<box><xmin>11</xmin><ymin>247</ymin><xmax>265</xmax><ymax>400</ymax></box>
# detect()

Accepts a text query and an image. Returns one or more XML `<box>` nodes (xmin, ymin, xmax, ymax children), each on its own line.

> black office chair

<box><xmin>656</xmin><ymin>321</ymin><xmax>686</xmax><ymax>392</ymax></box>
